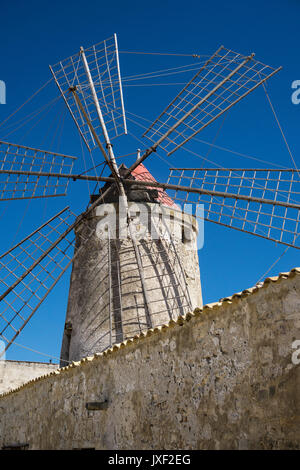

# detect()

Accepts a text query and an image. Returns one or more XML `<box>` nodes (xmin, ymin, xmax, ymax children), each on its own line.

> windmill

<box><xmin>0</xmin><ymin>36</ymin><xmax>298</xmax><ymax>365</ymax></box>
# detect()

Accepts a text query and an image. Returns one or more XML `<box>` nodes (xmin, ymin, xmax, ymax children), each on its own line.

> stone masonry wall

<box><xmin>0</xmin><ymin>269</ymin><xmax>299</xmax><ymax>450</ymax></box>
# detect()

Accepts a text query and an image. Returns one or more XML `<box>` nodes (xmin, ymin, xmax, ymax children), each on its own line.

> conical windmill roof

<box><xmin>131</xmin><ymin>163</ymin><xmax>176</xmax><ymax>208</ymax></box>
<box><xmin>91</xmin><ymin>163</ymin><xmax>176</xmax><ymax>207</ymax></box>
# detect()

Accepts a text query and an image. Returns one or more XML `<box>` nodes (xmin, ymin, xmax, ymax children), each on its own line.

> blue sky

<box><xmin>0</xmin><ymin>0</ymin><xmax>299</xmax><ymax>362</ymax></box>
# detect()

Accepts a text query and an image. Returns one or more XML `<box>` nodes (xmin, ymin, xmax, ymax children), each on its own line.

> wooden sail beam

<box><xmin>0</xmin><ymin>169</ymin><xmax>299</xmax><ymax>210</ymax></box>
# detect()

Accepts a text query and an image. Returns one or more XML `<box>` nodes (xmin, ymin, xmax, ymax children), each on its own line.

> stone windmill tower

<box><xmin>0</xmin><ymin>35</ymin><xmax>299</xmax><ymax>366</ymax></box>
<box><xmin>60</xmin><ymin>163</ymin><xmax>202</xmax><ymax>364</ymax></box>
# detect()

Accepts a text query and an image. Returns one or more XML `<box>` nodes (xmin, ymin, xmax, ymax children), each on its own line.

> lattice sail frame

<box><xmin>50</xmin><ymin>34</ymin><xmax>127</xmax><ymax>152</ymax></box>
<box><xmin>0</xmin><ymin>207</ymin><xmax>95</xmax><ymax>354</ymax></box>
<box><xmin>143</xmin><ymin>46</ymin><xmax>281</xmax><ymax>155</ymax></box>
<box><xmin>0</xmin><ymin>141</ymin><xmax>76</xmax><ymax>201</ymax></box>
<box><xmin>167</xmin><ymin>168</ymin><xmax>300</xmax><ymax>248</ymax></box>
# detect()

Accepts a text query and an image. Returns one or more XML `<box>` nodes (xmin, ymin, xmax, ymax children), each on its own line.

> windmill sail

<box><xmin>50</xmin><ymin>34</ymin><xmax>127</xmax><ymax>152</ymax></box>
<box><xmin>167</xmin><ymin>168</ymin><xmax>300</xmax><ymax>249</ymax></box>
<box><xmin>2</xmin><ymin>164</ymin><xmax>299</xmax><ymax>249</ymax></box>
<box><xmin>0</xmin><ymin>207</ymin><xmax>94</xmax><ymax>354</ymax></box>
<box><xmin>0</xmin><ymin>141</ymin><xmax>76</xmax><ymax>201</ymax></box>
<box><xmin>143</xmin><ymin>46</ymin><xmax>281</xmax><ymax>156</ymax></box>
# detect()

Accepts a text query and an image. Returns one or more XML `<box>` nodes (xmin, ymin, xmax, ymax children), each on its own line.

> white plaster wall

<box><xmin>0</xmin><ymin>361</ymin><xmax>58</xmax><ymax>394</ymax></box>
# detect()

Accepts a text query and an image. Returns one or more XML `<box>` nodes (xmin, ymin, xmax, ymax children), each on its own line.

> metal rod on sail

<box><xmin>167</xmin><ymin>65</ymin><xmax>283</xmax><ymax>156</ymax></box>
<box><xmin>0</xmin><ymin>215</ymin><xmax>96</xmax><ymax>356</ymax></box>
<box><xmin>0</xmin><ymin>206</ymin><xmax>70</xmax><ymax>260</ymax></box>
<box><xmin>79</xmin><ymin>46</ymin><xmax>123</xmax><ymax>189</ymax></box>
<box><xmin>153</xmin><ymin>54</ymin><xmax>254</xmax><ymax>150</ymax></box>
<box><xmin>70</xmin><ymin>88</ymin><xmax>122</xmax><ymax>190</ymax></box>
<box><xmin>0</xmin><ymin>213</ymin><xmax>75</xmax><ymax>303</ymax></box>
<box><xmin>144</xmin><ymin>45</ymin><xmax>225</xmax><ymax>138</ymax></box>
<box><xmin>1</xmin><ymin>169</ymin><xmax>299</xmax><ymax>210</ymax></box>
<box><xmin>114</xmin><ymin>33</ymin><xmax>127</xmax><ymax>135</ymax></box>
<box><xmin>49</xmin><ymin>65</ymin><xmax>91</xmax><ymax>152</ymax></box>
<box><xmin>78</xmin><ymin>47</ymin><xmax>154</xmax><ymax>321</ymax></box>
<box><xmin>120</xmin><ymin>53</ymin><xmax>256</xmax><ymax>173</ymax></box>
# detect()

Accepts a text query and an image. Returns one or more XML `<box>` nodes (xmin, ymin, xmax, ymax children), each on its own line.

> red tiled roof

<box><xmin>131</xmin><ymin>163</ymin><xmax>176</xmax><ymax>207</ymax></box>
